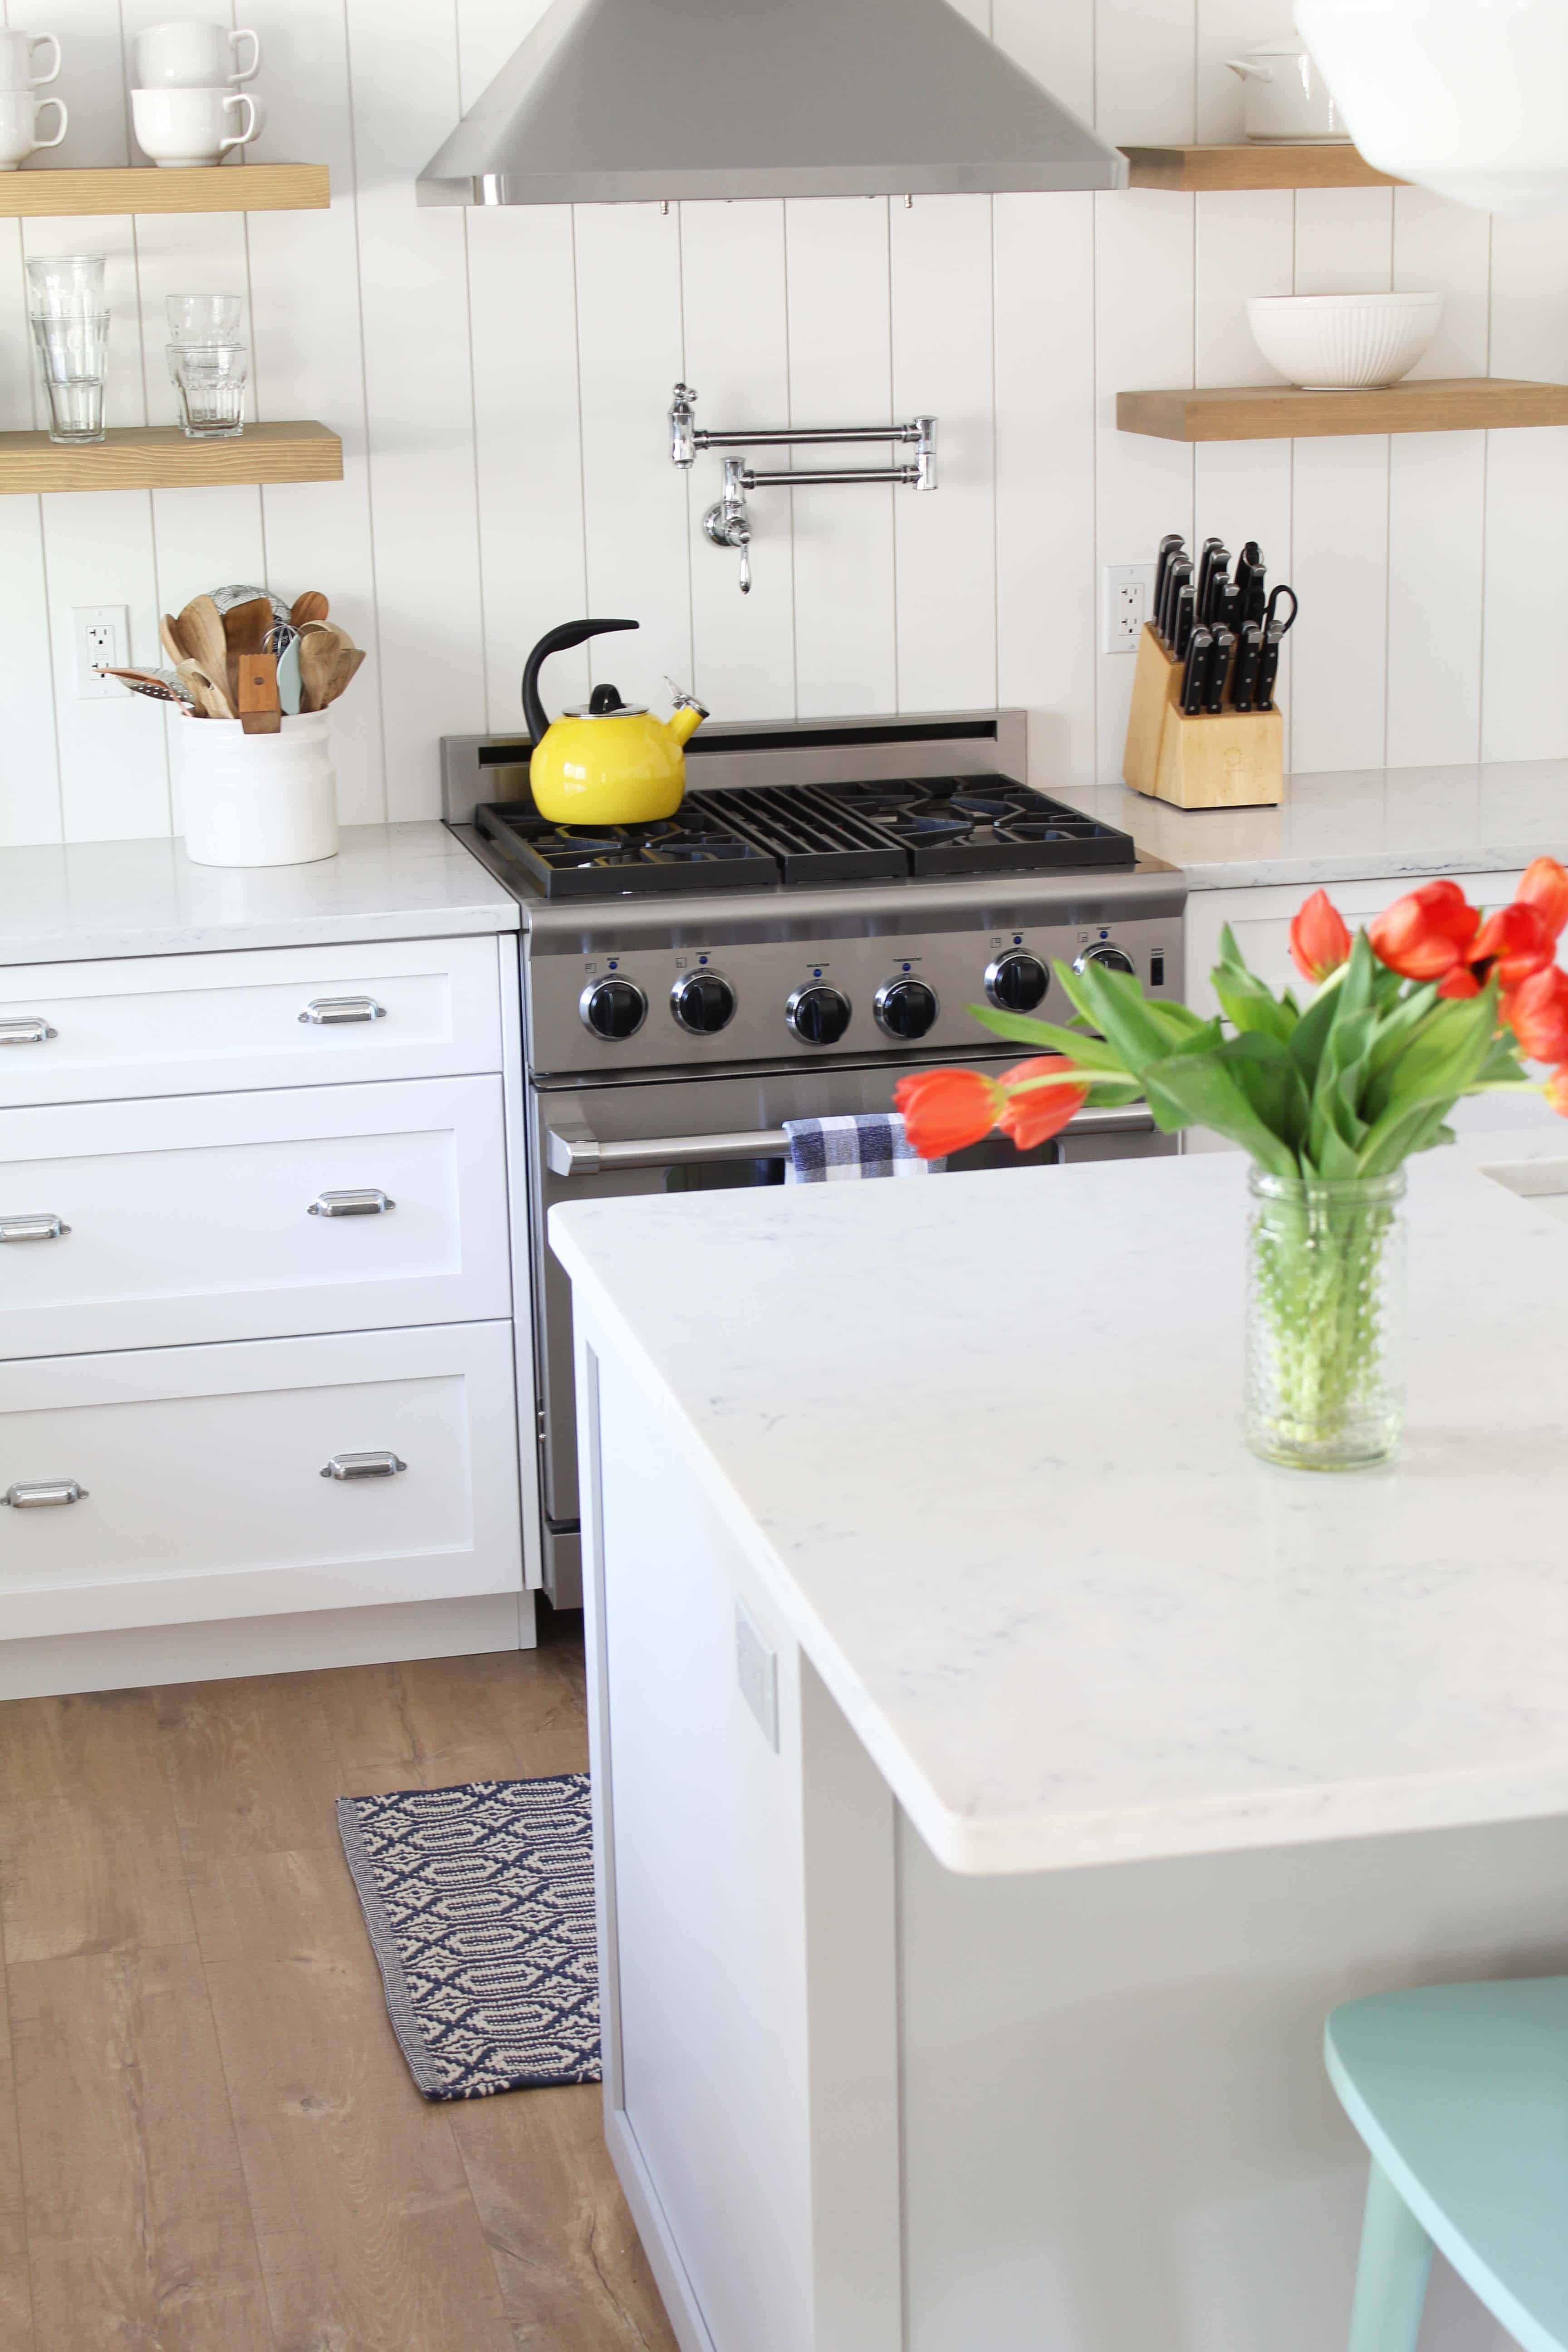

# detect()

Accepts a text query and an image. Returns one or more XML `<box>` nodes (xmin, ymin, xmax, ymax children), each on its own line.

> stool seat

<box><xmin>1326</xmin><ymin>1976</ymin><xmax>1568</xmax><ymax>2352</ymax></box>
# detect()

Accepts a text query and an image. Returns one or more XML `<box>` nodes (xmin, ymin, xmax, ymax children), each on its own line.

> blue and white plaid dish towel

<box><xmin>782</xmin><ymin>1112</ymin><xmax>938</xmax><ymax>1183</ymax></box>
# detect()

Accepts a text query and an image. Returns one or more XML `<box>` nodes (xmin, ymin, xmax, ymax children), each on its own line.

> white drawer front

<box><xmin>0</xmin><ymin>1076</ymin><xmax>511</xmax><ymax>1360</ymax></box>
<box><xmin>0</xmin><ymin>1323</ymin><xmax>521</xmax><ymax>1640</ymax></box>
<box><xmin>0</xmin><ymin>936</ymin><xmax>503</xmax><ymax>1107</ymax></box>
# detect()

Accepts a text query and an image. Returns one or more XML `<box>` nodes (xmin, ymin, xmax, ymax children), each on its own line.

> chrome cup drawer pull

<box><xmin>320</xmin><ymin>1450</ymin><xmax>407</xmax><ymax>1481</ymax></box>
<box><xmin>308</xmin><ymin>1189</ymin><xmax>396</xmax><ymax>1219</ymax></box>
<box><xmin>298</xmin><ymin>996</ymin><xmax>386</xmax><ymax>1027</ymax></box>
<box><xmin>0</xmin><ymin>1213</ymin><xmax>69</xmax><ymax>1244</ymax></box>
<box><xmin>2</xmin><ymin>1479</ymin><xmax>88</xmax><ymax>1508</ymax></box>
<box><xmin>0</xmin><ymin>1017</ymin><xmax>58</xmax><ymax>1046</ymax></box>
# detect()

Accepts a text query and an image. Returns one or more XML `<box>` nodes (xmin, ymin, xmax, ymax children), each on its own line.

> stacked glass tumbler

<box><xmin>28</xmin><ymin>255</ymin><xmax>108</xmax><ymax>444</ymax></box>
<box><xmin>167</xmin><ymin>292</ymin><xmax>248</xmax><ymax>438</ymax></box>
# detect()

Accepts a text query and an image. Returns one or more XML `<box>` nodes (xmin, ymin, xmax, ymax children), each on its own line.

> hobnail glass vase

<box><xmin>1245</xmin><ymin>1166</ymin><xmax>1406</xmax><ymax>1470</ymax></box>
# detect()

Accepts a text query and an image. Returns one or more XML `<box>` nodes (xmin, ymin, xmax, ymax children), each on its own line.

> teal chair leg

<box><xmin>1348</xmin><ymin>2161</ymin><xmax>1435</xmax><ymax>2352</ymax></box>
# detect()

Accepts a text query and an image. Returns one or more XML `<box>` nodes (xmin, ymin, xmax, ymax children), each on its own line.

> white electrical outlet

<box><xmin>1102</xmin><ymin>564</ymin><xmax>1156</xmax><ymax>655</ymax></box>
<box><xmin>74</xmin><ymin>604</ymin><xmax>131</xmax><ymax>700</ymax></box>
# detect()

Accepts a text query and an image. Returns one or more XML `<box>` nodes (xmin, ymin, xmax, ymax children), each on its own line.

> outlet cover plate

<box><xmin>1103</xmin><ymin>564</ymin><xmax>1156</xmax><ymax>655</ymax></box>
<box><xmin>74</xmin><ymin>604</ymin><xmax>130</xmax><ymax>700</ymax></box>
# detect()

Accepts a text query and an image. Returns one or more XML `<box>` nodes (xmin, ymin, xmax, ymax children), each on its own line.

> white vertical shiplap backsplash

<box><xmin>0</xmin><ymin>0</ymin><xmax>1565</xmax><ymax>847</ymax></box>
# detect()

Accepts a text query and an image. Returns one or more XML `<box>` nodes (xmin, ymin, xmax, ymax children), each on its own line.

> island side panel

<box><xmin>897</xmin><ymin>1808</ymin><xmax>1568</xmax><ymax>2352</ymax></box>
<box><xmin>577</xmin><ymin>1323</ymin><xmax>903</xmax><ymax>2352</ymax></box>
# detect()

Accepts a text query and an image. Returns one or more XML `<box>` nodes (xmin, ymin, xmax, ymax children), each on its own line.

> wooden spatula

<box><xmin>224</xmin><ymin>594</ymin><xmax>274</xmax><ymax>657</ymax></box>
<box><xmin>298</xmin><ymin>627</ymin><xmax>343</xmax><ymax>714</ymax></box>
<box><xmin>235</xmin><ymin>651</ymin><xmax>282</xmax><ymax>735</ymax></box>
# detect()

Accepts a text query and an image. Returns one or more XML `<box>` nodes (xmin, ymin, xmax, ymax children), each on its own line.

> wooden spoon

<box><xmin>321</xmin><ymin>647</ymin><xmax>366</xmax><ymax>706</ymax></box>
<box><xmin>161</xmin><ymin>612</ymin><xmax>190</xmax><ymax>670</ymax></box>
<box><xmin>176</xmin><ymin>594</ymin><xmax>230</xmax><ymax>690</ymax></box>
<box><xmin>289</xmin><ymin>589</ymin><xmax>329</xmax><ymax>628</ymax></box>
<box><xmin>174</xmin><ymin>657</ymin><xmax>235</xmax><ymax>720</ymax></box>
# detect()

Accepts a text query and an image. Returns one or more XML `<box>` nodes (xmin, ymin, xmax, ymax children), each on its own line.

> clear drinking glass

<box><xmin>167</xmin><ymin>293</ymin><xmax>243</xmax><ymax>343</ymax></box>
<box><xmin>26</xmin><ymin>255</ymin><xmax>109</xmax><ymax>445</ymax></box>
<box><xmin>1245</xmin><ymin>1166</ymin><xmax>1407</xmax><ymax>1471</ymax></box>
<box><xmin>167</xmin><ymin>341</ymin><xmax>247</xmax><ymax>439</ymax></box>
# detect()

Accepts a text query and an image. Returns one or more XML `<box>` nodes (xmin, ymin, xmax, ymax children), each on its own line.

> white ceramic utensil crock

<box><xmin>1295</xmin><ymin>0</ymin><xmax>1568</xmax><ymax>216</ymax></box>
<box><xmin>1226</xmin><ymin>43</ymin><xmax>1349</xmax><ymax>141</ymax></box>
<box><xmin>179</xmin><ymin>709</ymin><xmax>338</xmax><ymax>867</ymax></box>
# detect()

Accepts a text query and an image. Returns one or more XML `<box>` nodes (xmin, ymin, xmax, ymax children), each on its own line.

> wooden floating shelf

<box><xmin>1117</xmin><ymin>378</ymin><xmax>1568</xmax><ymax>443</ymax></box>
<box><xmin>0</xmin><ymin>420</ymin><xmax>343</xmax><ymax>495</ymax></box>
<box><xmin>1122</xmin><ymin>142</ymin><xmax>1400</xmax><ymax>192</ymax></box>
<box><xmin>0</xmin><ymin>162</ymin><xmax>328</xmax><ymax>217</ymax></box>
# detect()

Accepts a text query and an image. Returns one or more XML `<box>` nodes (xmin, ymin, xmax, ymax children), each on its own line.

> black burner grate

<box><xmin>474</xmin><ymin>773</ymin><xmax>1134</xmax><ymax>899</ymax></box>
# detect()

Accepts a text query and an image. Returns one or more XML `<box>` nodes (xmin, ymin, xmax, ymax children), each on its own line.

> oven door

<box><xmin>527</xmin><ymin>1059</ymin><xmax>1170</xmax><ymax>1607</ymax></box>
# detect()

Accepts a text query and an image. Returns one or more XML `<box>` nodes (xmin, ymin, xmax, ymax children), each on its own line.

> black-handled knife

<box><xmin>1231</xmin><ymin>621</ymin><xmax>1263</xmax><ymax>711</ymax></box>
<box><xmin>1256</xmin><ymin>622</ymin><xmax>1284</xmax><ymax>711</ymax></box>
<box><xmin>1153</xmin><ymin>532</ymin><xmax>1185</xmax><ymax>625</ymax></box>
<box><xmin>1235</xmin><ymin>542</ymin><xmax>1266</xmax><ymax>626</ymax></box>
<box><xmin>1205</xmin><ymin>627</ymin><xmax>1236</xmax><ymax>713</ymax></box>
<box><xmin>1172</xmin><ymin>582</ymin><xmax>1197</xmax><ymax>662</ymax></box>
<box><xmin>1195</xmin><ymin>538</ymin><xmax>1225</xmax><ymax>624</ymax></box>
<box><xmin>1161</xmin><ymin>556</ymin><xmax>1193</xmax><ymax>647</ymax></box>
<box><xmin>1182</xmin><ymin>627</ymin><xmax>1213</xmax><ymax>715</ymax></box>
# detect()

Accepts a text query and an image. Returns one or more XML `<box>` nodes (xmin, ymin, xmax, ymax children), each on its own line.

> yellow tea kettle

<box><xmin>522</xmin><ymin>617</ymin><xmax>708</xmax><ymax>826</ymax></box>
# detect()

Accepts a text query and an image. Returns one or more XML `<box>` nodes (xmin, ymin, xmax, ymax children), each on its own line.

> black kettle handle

<box><xmin>521</xmin><ymin>618</ymin><xmax>638</xmax><ymax>746</ymax></box>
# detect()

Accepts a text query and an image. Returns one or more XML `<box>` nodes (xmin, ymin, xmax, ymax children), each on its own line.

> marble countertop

<box><xmin>553</xmin><ymin>1147</ymin><xmax>1568</xmax><ymax>1877</ymax></box>
<box><xmin>1059</xmin><ymin>759</ymin><xmax>1568</xmax><ymax>891</ymax></box>
<box><xmin>0</xmin><ymin>823</ymin><xmax>518</xmax><ymax>965</ymax></box>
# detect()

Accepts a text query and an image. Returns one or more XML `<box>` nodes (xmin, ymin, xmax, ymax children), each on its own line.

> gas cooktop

<box><xmin>473</xmin><ymin>774</ymin><xmax>1135</xmax><ymax>901</ymax></box>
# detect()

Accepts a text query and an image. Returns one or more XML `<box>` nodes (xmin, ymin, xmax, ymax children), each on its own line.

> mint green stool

<box><xmin>1325</xmin><ymin>1977</ymin><xmax>1568</xmax><ymax>2352</ymax></box>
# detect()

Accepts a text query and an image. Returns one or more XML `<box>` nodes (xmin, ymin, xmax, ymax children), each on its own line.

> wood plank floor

<box><xmin>0</xmin><ymin>1633</ymin><xmax>678</xmax><ymax>2352</ymax></box>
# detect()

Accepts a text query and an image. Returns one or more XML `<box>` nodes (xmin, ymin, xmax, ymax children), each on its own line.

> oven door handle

<box><xmin>544</xmin><ymin>1102</ymin><xmax>1155</xmax><ymax>1178</ymax></box>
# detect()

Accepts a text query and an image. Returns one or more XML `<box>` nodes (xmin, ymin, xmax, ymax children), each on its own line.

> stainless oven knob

<box><xmin>873</xmin><ymin>976</ymin><xmax>939</xmax><ymax>1040</ymax></box>
<box><xmin>670</xmin><ymin>970</ymin><xmax>736</xmax><ymax>1036</ymax></box>
<box><xmin>785</xmin><ymin>983</ymin><xmax>852</xmax><ymax>1048</ymax></box>
<box><xmin>1072</xmin><ymin>943</ymin><xmax>1136</xmax><ymax>978</ymax></box>
<box><xmin>580</xmin><ymin>976</ymin><xmax>647</xmax><ymax>1040</ymax></box>
<box><xmin>984</xmin><ymin>949</ymin><xmax>1049</xmax><ymax>1013</ymax></box>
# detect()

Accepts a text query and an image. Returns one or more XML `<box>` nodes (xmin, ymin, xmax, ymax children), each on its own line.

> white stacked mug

<box><xmin>0</xmin><ymin>29</ymin><xmax>66</xmax><ymax>172</ymax></box>
<box><xmin>131</xmin><ymin>20</ymin><xmax>261</xmax><ymax>168</ymax></box>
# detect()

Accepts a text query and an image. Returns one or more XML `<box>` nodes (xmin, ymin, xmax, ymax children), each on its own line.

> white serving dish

<box><xmin>1226</xmin><ymin>43</ymin><xmax>1349</xmax><ymax>142</ymax></box>
<box><xmin>1294</xmin><ymin>0</ymin><xmax>1568</xmax><ymax>218</ymax></box>
<box><xmin>1245</xmin><ymin>291</ymin><xmax>1444</xmax><ymax>389</ymax></box>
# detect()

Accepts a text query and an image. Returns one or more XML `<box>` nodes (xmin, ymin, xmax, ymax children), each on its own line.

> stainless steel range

<box><xmin>446</xmin><ymin>710</ymin><xmax>1186</xmax><ymax>1607</ymax></box>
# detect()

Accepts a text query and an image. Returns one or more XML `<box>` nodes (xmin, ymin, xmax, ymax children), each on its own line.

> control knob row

<box><xmin>583</xmin><ymin>946</ymin><xmax>1131</xmax><ymax>1044</ymax></box>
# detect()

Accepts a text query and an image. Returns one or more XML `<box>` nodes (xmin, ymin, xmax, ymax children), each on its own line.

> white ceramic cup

<box><xmin>0</xmin><ymin>29</ymin><xmax>61</xmax><ymax>88</ymax></box>
<box><xmin>132</xmin><ymin>20</ymin><xmax>260</xmax><ymax>88</ymax></box>
<box><xmin>0</xmin><ymin>90</ymin><xmax>66</xmax><ymax>171</ymax></box>
<box><xmin>179</xmin><ymin>710</ymin><xmax>338</xmax><ymax>868</ymax></box>
<box><xmin>1225</xmin><ymin>44</ymin><xmax>1349</xmax><ymax>142</ymax></box>
<box><xmin>131</xmin><ymin>85</ymin><xmax>257</xmax><ymax>168</ymax></box>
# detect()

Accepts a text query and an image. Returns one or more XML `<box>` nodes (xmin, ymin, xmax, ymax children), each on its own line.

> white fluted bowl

<box><xmin>1245</xmin><ymin>292</ymin><xmax>1444</xmax><ymax>389</ymax></box>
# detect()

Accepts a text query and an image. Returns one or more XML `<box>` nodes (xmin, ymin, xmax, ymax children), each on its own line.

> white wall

<box><xmin>2</xmin><ymin>0</ymin><xmax>1567</xmax><ymax>848</ymax></box>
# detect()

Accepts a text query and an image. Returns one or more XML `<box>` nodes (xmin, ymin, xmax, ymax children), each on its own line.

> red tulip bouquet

<box><xmin>895</xmin><ymin>860</ymin><xmax>1568</xmax><ymax>1466</ymax></box>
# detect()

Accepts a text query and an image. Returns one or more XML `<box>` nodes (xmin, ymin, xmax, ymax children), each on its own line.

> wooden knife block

<box><xmin>1122</xmin><ymin>624</ymin><xmax>1283</xmax><ymax>809</ymax></box>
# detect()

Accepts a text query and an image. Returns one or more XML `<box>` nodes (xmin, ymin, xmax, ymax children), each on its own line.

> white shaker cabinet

<box><xmin>0</xmin><ymin>921</ymin><xmax>532</xmax><ymax>1693</ymax></box>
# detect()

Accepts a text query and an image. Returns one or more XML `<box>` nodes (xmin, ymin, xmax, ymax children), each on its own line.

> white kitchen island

<box><xmin>550</xmin><ymin>1150</ymin><xmax>1568</xmax><ymax>2352</ymax></box>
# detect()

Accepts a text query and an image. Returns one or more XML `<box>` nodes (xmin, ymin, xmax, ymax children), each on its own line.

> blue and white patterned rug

<box><xmin>336</xmin><ymin>1775</ymin><xmax>602</xmax><ymax>2101</ymax></box>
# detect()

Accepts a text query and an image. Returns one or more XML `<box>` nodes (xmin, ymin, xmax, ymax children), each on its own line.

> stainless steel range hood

<box><xmin>417</xmin><ymin>0</ymin><xmax>1127</xmax><ymax>207</ymax></box>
